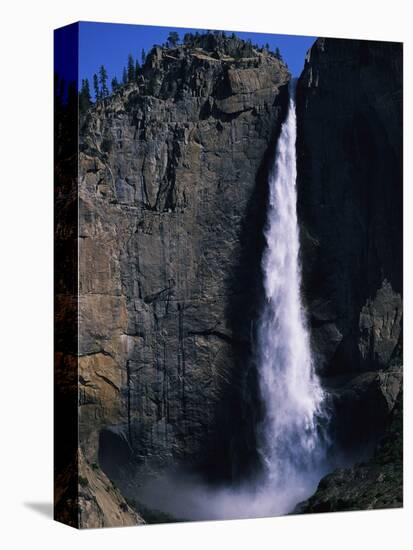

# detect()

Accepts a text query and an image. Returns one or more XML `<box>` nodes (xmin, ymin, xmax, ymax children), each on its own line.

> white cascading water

<box><xmin>256</xmin><ymin>87</ymin><xmax>328</xmax><ymax>512</ymax></box>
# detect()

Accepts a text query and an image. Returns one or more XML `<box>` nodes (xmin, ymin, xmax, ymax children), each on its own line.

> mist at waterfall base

<box><xmin>120</xmin><ymin>92</ymin><xmax>332</xmax><ymax>522</ymax></box>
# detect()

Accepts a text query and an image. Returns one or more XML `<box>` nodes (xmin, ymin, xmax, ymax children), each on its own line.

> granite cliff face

<box><xmin>296</xmin><ymin>38</ymin><xmax>403</xmax><ymax>501</ymax></box>
<box><xmin>78</xmin><ymin>34</ymin><xmax>290</xmax><ymax>508</ymax></box>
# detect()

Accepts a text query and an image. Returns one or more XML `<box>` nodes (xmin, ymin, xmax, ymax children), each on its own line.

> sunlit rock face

<box><xmin>78</xmin><ymin>35</ymin><xmax>291</xmax><ymax>484</ymax></box>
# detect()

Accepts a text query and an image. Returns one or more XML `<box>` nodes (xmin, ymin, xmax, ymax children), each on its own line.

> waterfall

<box><xmin>121</xmin><ymin>88</ymin><xmax>332</xmax><ymax>523</ymax></box>
<box><xmin>256</xmin><ymin>87</ymin><xmax>329</xmax><ymax>511</ymax></box>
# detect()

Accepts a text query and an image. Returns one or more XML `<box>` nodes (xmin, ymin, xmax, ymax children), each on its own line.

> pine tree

<box><xmin>79</xmin><ymin>78</ymin><xmax>92</xmax><ymax>113</ymax></box>
<box><xmin>111</xmin><ymin>76</ymin><xmax>119</xmax><ymax>92</ymax></box>
<box><xmin>127</xmin><ymin>54</ymin><xmax>135</xmax><ymax>82</ymax></box>
<box><xmin>135</xmin><ymin>59</ymin><xmax>140</xmax><ymax>81</ymax></box>
<box><xmin>93</xmin><ymin>73</ymin><xmax>100</xmax><ymax>101</ymax></box>
<box><xmin>98</xmin><ymin>65</ymin><xmax>109</xmax><ymax>97</ymax></box>
<box><xmin>167</xmin><ymin>31</ymin><xmax>179</xmax><ymax>47</ymax></box>
<box><xmin>275</xmin><ymin>47</ymin><xmax>282</xmax><ymax>60</ymax></box>
<box><xmin>122</xmin><ymin>67</ymin><xmax>128</xmax><ymax>85</ymax></box>
<box><xmin>141</xmin><ymin>48</ymin><xmax>146</xmax><ymax>66</ymax></box>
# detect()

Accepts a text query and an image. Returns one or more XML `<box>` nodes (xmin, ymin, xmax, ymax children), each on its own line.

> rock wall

<box><xmin>296</xmin><ymin>37</ymin><xmax>403</xmax><ymax>376</ymax></box>
<box><xmin>296</xmin><ymin>38</ymin><xmax>403</xmax><ymax>455</ymax></box>
<box><xmin>295</xmin><ymin>390</ymin><xmax>403</xmax><ymax>513</ymax></box>
<box><xmin>78</xmin><ymin>35</ymin><xmax>290</xmax><ymax>485</ymax></box>
<box><xmin>54</xmin><ymin>75</ymin><xmax>145</xmax><ymax>529</ymax></box>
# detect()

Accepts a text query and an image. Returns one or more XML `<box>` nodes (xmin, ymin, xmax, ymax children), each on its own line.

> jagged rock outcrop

<box><xmin>325</xmin><ymin>366</ymin><xmax>402</xmax><ymax>451</ymax></box>
<box><xmin>54</xmin><ymin>450</ymin><xmax>144</xmax><ymax>528</ymax></box>
<box><xmin>78</xmin><ymin>34</ymin><xmax>290</xmax><ymax>497</ymax></box>
<box><xmin>77</xmin><ymin>452</ymin><xmax>144</xmax><ymax>528</ymax></box>
<box><xmin>295</xmin><ymin>390</ymin><xmax>403</xmax><ymax>513</ymax></box>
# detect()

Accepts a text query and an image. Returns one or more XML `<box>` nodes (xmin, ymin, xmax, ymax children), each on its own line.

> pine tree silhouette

<box><xmin>93</xmin><ymin>73</ymin><xmax>100</xmax><ymax>101</ymax></box>
<box><xmin>127</xmin><ymin>54</ymin><xmax>135</xmax><ymax>82</ymax></box>
<box><xmin>98</xmin><ymin>65</ymin><xmax>109</xmax><ymax>97</ymax></box>
<box><xmin>79</xmin><ymin>78</ymin><xmax>92</xmax><ymax>113</ymax></box>
<box><xmin>167</xmin><ymin>31</ymin><xmax>179</xmax><ymax>47</ymax></box>
<box><xmin>111</xmin><ymin>76</ymin><xmax>119</xmax><ymax>92</ymax></box>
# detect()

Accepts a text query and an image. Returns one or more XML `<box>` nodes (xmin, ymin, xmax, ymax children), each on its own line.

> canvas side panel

<box><xmin>54</xmin><ymin>22</ymin><xmax>80</xmax><ymax>529</ymax></box>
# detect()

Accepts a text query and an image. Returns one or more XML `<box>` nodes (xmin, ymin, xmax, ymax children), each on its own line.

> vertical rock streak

<box><xmin>257</xmin><ymin>91</ymin><xmax>327</xmax><ymax>502</ymax></box>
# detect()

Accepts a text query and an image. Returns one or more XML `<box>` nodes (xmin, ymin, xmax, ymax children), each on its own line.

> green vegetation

<box><xmin>79</xmin><ymin>78</ymin><xmax>92</xmax><ymax>114</ymax></box>
<box><xmin>98</xmin><ymin>65</ymin><xmax>109</xmax><ymax>98</ymax></box>
<box><xmin>93</xmin><ymin>73</ymin><xmax>99</xmax><ymax>101</ymax></box>
<box><xmin>111</xmin><ymin>76</ymin><xmax>120</xmax><ymax>93</ymax></box>
<box><xmin>135</xmin><ymin>59</ymin><xmax>140</xmax><ymax>81</ymax></box>
<box><xmin>167</xmin><ymin>31</ymin><xmax>180</xmax><ymax>47</ymax></box>
<box><xmin>127</xmin><ymin>54</ymin><xmax>135</xmax><ymax>82</ymax></box>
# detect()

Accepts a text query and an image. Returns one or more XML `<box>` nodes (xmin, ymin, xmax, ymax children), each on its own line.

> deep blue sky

<box><xmin>78</xmin><ymin>22</ymin><xmax>315</xmax><ymax>89</ymax></box>
<box><xmin>55</xmin><ymin>23</ymin><xmax>78</xmax><ymax>95</ymax></box>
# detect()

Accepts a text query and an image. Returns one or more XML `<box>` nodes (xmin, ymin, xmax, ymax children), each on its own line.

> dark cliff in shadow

<box><xmin>296</xmin><ymin>37</ymin><xmax>403</xmax><ymax>506</ymax></box>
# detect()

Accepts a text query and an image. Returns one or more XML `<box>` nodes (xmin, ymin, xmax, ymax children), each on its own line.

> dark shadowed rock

<box><xmin>295</xmin><ymin>390</ymin><xmax>403</xmax><ymax>514</ymax></box>
<box><xmin>296</xmin><ymin>38</ymin><xmax>403</xmax><ymax>377</ymax></box>
<box><xmin>295</xmin><ymin>38</ymin><xmax>403</xmax><ymax>510</ymax></box>
<box><xmin>325</xmin><ymin>366</ymin><xmax>402</xmax><ymax>452</ymax></box>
